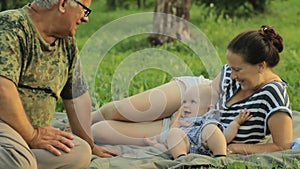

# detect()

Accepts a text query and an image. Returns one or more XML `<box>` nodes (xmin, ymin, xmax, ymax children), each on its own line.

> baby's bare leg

<box><xmin>202</xmin><ymin>124</ymin><xmax>227</xmax><ymax>156</ymax></box>
<box><xmin>166</xmin><ymin>128</ymin><xmax>190</xmax><ymax>159</ymax></box>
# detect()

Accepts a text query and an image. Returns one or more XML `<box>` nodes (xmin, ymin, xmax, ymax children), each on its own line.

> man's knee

<box><xmin>67</xmin><ymin>137</ymin><xmax>92</xmax><ymax>168</ymax></box>
<box><xmin>34</xmin><ymin>136</ymin><xmax>91</xmax><ymax>169</ymax></box>
<box><xmin>0</xmin><ymin>148</ymin><xmax>37</xmax><ymax>169</ymax></box>
<box><xmin>0</xmin><ymin>121</ymin><xmax>37</xmax><ymax>169</ymax></box>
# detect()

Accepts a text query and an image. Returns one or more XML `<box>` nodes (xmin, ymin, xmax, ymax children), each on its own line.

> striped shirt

<box><xmin>216</xmin><ymin>64</ymin><xmax>292</xmax><ymax>143</ymax></box>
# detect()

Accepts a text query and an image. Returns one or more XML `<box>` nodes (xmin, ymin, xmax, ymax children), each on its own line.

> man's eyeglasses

<box><xmin>74</xmin><ymin>0</ymin><xmax>92</xmax><ymax>17</ymax></box>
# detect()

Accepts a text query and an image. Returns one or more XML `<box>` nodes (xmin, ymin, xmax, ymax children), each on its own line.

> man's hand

<box><xmin>29</xmin><ymin>126</ymin><xmax>75</xmax><ymax>156</ymax></box>
<box><xmin>92</xmin><ymin>145</ymin><xmax>121</xmax><ymax>158</ymax></box>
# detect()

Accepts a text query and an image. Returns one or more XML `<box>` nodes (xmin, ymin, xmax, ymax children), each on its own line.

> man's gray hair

<box><xmin>34</xmin><ymin>0</ymin><xmax>77</xmax><ymax>9</ymax></box>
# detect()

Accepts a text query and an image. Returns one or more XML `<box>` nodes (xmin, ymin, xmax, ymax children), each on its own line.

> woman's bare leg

<box><xmin>92</xmin><ymin>120</ymin><xmax>163</xmax><ymax>145</ymax></box>
<box><xmin>92</xmin><ymin>80</ymin><xmax>186</xmax><ymax>123</ymax></box>
<box><xmin>202</xmin><ymin>124</ymin><xmax>227</xmax><ymax>156</ymax></box>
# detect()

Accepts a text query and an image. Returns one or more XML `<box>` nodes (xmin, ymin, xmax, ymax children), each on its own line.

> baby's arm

<box><xmin>223</xmin><ymin>108</ymin><xmax>252</xmax><ymax>143</ymax></box>
<box><xmin>170</xmin><ymin>107</ymin><xmax>189</xmax><ymax>128</ymax></box>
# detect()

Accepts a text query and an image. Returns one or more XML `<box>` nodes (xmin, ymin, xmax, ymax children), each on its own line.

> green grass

<box><xmin>57</xmin><ymin>1</ymin><xmax>300</xmax><ymax>168</ymax></box>
<box><xmin>69</xmin><ymin>0</ymin><xmax>300</xmax><ymax>111</ymax></box>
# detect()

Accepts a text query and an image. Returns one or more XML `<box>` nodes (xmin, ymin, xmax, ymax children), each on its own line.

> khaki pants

<box><xmin>0</xmin><ymin>121</ymin><xmax>91</xmax><ymax>169</ymax></box>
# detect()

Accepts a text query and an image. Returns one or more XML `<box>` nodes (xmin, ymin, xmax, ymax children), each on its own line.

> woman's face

<box><xmin>226</xmin><ymin>50</ymin><xmax>261</xmax><ymax>90</ymax></box>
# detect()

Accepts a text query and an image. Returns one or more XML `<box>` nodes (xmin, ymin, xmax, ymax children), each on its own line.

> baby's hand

<box><xmin>234</xmin><ymin>108</ymin><xmax>252</xmax><ymax>125</ymax></box>
<box><xmin>172</xmin><ymin>120</ymin><xmax>190</xmax><ymax>128</ymax></box>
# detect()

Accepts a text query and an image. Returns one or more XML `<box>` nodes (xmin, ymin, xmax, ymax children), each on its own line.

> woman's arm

<box><xmin>211</xmin><ymin>72</ymin><xmax>221</xmax><ymax>101</ymax></box>
<box><xmin>227</xmin><ymin>112</ymin><xmax>293</xmax><ymax>154</ymax></box>
<box><xmin>268</xmin><ymin>111</ymin><xmax>293</xmax><ymax>149</ymax></box>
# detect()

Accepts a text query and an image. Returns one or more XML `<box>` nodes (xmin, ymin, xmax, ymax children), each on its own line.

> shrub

<box><xmin>0</xmin><ymin>0</ymin><xmax>29</xmax><ymax>11</ymax></box>
<box><xmin>105</xmin><ymin>0</ymin><xmax>154</xmax><ymax>10</ymax></box>
<box><xmin>194</xmin><ymin>0</ymin><xmax>271</xmax><ymax>18</ymax></box>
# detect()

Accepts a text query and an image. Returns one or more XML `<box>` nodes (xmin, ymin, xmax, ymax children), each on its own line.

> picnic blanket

<box><xmin>53</xmin><ymin>111</ymin><xmax>300</xmax><ymax>169</ymax></box>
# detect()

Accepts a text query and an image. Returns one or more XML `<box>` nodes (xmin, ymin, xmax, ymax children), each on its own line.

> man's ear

<box><xmin>58</xmin><ymin>0</ymin><xmax>66</xmax><ymax>14</ymax></box>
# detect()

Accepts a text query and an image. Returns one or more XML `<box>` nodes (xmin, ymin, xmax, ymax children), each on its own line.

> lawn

<box><xmin>1</xmin><ymin>1</ymin><xmax>299</xmax><ymax>168</ymax></box>
<box><xmin>69</xmin><ymin>2</ymin><xmax>300</xmax><ymax>167</ymax></box>
<box><xmin>66</xmin><ymin>0</ymin><xmax>300</xmax><ymax>112</ymax></box>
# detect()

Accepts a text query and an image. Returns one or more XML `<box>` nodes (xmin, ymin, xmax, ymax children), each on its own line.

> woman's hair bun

<box><xmin>258</xmin><ymin>25</ymin><xmax>283</xmax><ymax>53</ymax></box>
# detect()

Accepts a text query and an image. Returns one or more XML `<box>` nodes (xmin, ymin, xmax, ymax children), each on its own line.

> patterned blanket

<box><xmin>53</xmin><ymin>111</ymin><xmax>300</xmax><ymax>169</ymax></box>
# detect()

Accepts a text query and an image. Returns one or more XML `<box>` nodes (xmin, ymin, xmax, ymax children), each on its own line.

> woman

<box><xmin>92</xmin><ymin>25</ymin><xmax>293</xmax><ymax>154</ymax></box>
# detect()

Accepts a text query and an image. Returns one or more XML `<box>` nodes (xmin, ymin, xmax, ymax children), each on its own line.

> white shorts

<box><xmin>172</xmin><ymin>75</ymin><xmax>212</xmax><ymax>91</ymax></box>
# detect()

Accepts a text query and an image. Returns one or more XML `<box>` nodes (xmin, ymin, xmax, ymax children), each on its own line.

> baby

<box><xmin>145</xmin><ymin>84</ymin><xmax>252</xmax><ymax>159</ymax></box>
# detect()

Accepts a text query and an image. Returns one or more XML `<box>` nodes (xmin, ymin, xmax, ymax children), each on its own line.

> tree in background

<box><xmin>148</xmin><ymin>0</ymin><xmax>192</xmax><ymax>46</ymax></box>
<box><xmin>194</xmin><ymin>0</ymin><xmax>270</xmax><ymax>18</ymax></box>
<box><xmin>104</xmin><ymin>0</ymin><xmax>271</xmax><ymax>46</ymax></box>
<box><xmin>105</xmin><ymin>0</ymin><xmax>152</xmax><ymax>10</ymax></box>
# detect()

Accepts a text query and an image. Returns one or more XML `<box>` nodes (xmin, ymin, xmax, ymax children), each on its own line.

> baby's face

<box><xmin>181</xmin><ymin>92</ymin><xmax>208</xmax><ymax>118</ymax></box>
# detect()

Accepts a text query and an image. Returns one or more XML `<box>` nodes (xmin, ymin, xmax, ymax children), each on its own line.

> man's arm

<box><xmin>0</xmin><ymin>77</ymin><xmax>75</xmax><ymax>156</ymax></box>
<box><xmin>63</xmin><ymin>92</ymin><xmax>93</xmax><ymax>147</ymax></box>
<box><xmin>0</xmin><ymin>77</ymin><xmax>36</xmax><ymax>143</ymax></box>
<box><xmin>63</xmin><ymin>91</ymin><xmax>120</xmax><ymax>157</ymax></box>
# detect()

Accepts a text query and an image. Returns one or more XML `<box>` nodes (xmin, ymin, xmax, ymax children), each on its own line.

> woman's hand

<box><xmin>29</xmin><ymin>126</ymin><xmax>75</xmax><ymax>156</ymax></box>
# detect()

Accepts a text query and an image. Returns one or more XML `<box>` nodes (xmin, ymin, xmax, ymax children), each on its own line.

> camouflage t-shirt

<box><xmin>0</xmin><ymin>5</ymin><xmax>88</xmax><ymax>128</ymax></box>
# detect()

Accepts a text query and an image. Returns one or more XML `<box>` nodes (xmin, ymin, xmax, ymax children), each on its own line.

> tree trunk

<box><xmin>0</xmin><ymin>0</ymin><xmax>8</xmax><ymax>11</ymax></box>
<box><xmin>148</xmin><ymin>0</ymin><xmax>191</xmax><ymax>46</ymax></box>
